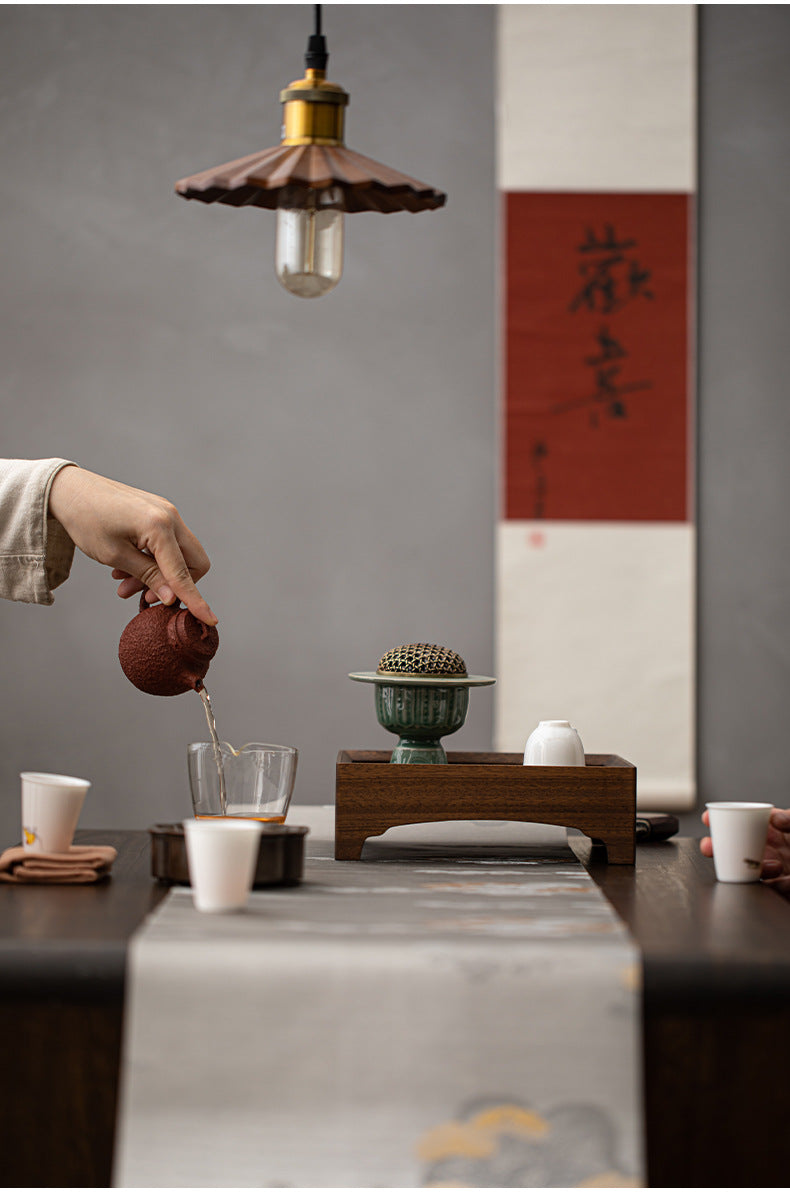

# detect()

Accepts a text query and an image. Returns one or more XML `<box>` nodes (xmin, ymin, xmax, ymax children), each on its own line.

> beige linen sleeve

<box><xmin>0</xmin><ymin>458</ymin><xmax>77</xmax><ymax>604</ymax></box>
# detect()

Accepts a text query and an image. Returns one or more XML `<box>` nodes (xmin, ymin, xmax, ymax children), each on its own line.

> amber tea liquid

<box><xmin>195</xmin><ymin>814</ymin><xmax>286</xmax><ymax>823</ymax></box>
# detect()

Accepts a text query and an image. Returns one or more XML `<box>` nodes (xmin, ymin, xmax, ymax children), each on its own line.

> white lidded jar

<box><xmin>523</xmin><ymin>720</ymin><xmax>585</xmax><ymax>766</ymax></box>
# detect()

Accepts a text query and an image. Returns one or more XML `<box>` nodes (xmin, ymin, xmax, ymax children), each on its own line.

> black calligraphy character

<box><xmin>551</xmin><ymin>327</ymin><xmax>652</xmax><ymax>426</ymax></box>
<box><xmin>588</xmin><ymin>364</ymin><xmax>651</xmax><ymax>428</ymax></box>
<box><xmin>569</xmin><ymin>257</ymin><xmax>621</xmax><ymax>314</ymax></box>
<box><xmin>627</xmin><ymin>258</ymin><xmax>654</xmax><ymax>302</ymax></box>
<box><xmin>577</xmin><ymin>225</ymin><xmax>637</xmax><ymax>256</ymax></box>
<box><xmin>569</xmin><ymin>224</ymin><xmax>654</xmax><ymax>314</ymax></box>
<box><xmin>531</xmin><ymin>440</ymin><xmax>548</xmax><ymax>518</ymax></box>
<box><xmin>585</xmin><ymin>325</ymin><xmax>627</xmax><ymax>367</ymax></box>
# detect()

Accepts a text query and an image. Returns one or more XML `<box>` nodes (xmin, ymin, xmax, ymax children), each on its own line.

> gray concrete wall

<box><xmin>2</xmin><ymin>4</ymin><xmax>788</xmax><ymax>848</ymax></box>
<box><xmin>0</xmin><ymin>5</ymin><xmax>496</xmax><ymax>843</ymax></box>
<box><xmin>697</xmin><ymin>5</ymin><xmax>790</xmax><ymax>810</ymax></box>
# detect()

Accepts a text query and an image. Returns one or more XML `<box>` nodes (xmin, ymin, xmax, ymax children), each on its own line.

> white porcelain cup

<box><xmin>523</xmin><ymin>720</ymin><xmax>586</xmax><ymax>766</ymax></box>
<box><xmin>20</xmin><ymin>771</ymin><xmax>91</xmax><ymax>853</ymax></box>
<box><xmin>183</xmin><ymin>818</ymin><xmax>263</xmax><ymax>912</ymax></box>
<box><xmin>705</xmin><ymin>802</ymin><xmax>774</xmax><ymax>883</ymax></box>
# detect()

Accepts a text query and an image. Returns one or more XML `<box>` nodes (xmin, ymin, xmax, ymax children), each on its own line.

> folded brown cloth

<box><xmin>0</xmin><ymin>844</ymin><xmax>117</xmax><ymax>884</ymax></box>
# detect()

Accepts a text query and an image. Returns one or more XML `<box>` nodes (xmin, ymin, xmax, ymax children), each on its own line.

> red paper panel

<box><xmin>505</xmin><ymin>192</ymin><xmax>691</xmax><ymax>521</ymax></box>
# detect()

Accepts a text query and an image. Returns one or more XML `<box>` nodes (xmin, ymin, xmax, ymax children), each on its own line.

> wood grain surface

<box><xmin>1</xmin><ymin>828</ymin><xmax>789</xmax><ymax>1186</ymax></box>
<box><xmin>0</xmin><ymin>829</ymin><xmax>167</xmax><ymax>1186</ymax></box>
<box><xmin>335</xmin><ymin>750</ymin><xmax>637</xmax><ymax>862</ymax></box>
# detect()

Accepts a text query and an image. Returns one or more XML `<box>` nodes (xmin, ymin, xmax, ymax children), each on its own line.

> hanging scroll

<box><xmin>496</xmin><ymin>6</ymin><xmax>696</xmax><ymax>808</ymax></box>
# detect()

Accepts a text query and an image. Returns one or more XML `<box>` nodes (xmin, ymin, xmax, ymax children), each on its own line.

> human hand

<box><xmin>701</xmin><ymin>807</ymin><xmax>790</xmax><ymax>893</ymax></box>
<box><xmin>48</xmin><ymin>465</ymin><xmax>217</xmax><ymax>625</ymax></box>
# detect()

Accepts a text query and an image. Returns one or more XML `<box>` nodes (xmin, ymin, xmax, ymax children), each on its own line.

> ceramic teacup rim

<box><xmin>20</xmin><ymin>771</ymin><xmax>91</xmax><ymax>788</ymax></box>
<box><xmin>183</xmin><ymin>818</ymin><xmax>263</xmax><ymax>834</ymax></box>
<box><xmin>705</xmin><ymin>801</ymin><xmax>773</xmax><ymax>811</ymax></box>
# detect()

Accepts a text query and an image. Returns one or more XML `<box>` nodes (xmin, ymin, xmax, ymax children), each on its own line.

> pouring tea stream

<box><xmin>197</xmin><ymin>686</ymin><xmax>240</xmax><ymax>815</ymax></box>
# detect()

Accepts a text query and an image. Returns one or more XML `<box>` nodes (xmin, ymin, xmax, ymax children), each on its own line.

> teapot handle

<box><xmin>137</xmin><ymin>593</ymin><xmax>183</xmax><ymax>613</ymax></box>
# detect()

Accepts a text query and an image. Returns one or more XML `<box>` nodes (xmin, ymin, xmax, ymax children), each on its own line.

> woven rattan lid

<box><xmin>349</xmin><ymin>642</ymin><xmax>495</xmax><ymax>688</ymax></box>
<box><xmin>376</xmin><ymin>643</ymin><xmax>467</xmax><ymax>678</ymax></box>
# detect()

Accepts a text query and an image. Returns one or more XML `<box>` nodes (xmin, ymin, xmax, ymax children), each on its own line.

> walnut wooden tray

<box><xmin>335</xmin><ymin>750</ymin><xmax>636</xmax><ymax>864</ymax></box>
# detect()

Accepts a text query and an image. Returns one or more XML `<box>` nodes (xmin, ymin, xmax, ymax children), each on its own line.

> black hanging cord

<box><xmin>305</xmin><ymin>3</ymin><xmax>328</xmax><ymax>72</ymax></box>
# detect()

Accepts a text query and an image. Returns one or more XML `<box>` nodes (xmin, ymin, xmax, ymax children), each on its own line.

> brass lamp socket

<box><xmin>280</xmin><ymin>69</ymin><xmax>349</xmax><ymax>146</ymax></box>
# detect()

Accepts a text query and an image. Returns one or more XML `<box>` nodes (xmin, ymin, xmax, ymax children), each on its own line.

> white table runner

<box><xmin>115</xmin><ymin>808</ymin><xmax>643</xmax><ymax>1187</ymax></box>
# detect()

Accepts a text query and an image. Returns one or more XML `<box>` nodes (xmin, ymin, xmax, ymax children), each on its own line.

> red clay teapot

<box><xmin>119</xmin><ymin>594</ymin><xmax>219</xmax><ymax>696</ymax></box>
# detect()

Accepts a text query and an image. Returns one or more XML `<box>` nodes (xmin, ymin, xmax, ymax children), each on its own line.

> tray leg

<box><xmin>334</xmin><ymin>811</ymin><xmax>399</xmax><ymax>860</ymax></box>
<box><xmin>334</xmin><ymin>834</ymin><xmax>368</xmax><ymax>861</ymax></box>
<box><xmin>587</xmin><ymin>832</ymin><xmax>635</xmax><ymax>865</ymax></box>
<box><xmin>334</xmin><ymin>811</ymin><xmax>369</xmax><ymax>860</ymax></box>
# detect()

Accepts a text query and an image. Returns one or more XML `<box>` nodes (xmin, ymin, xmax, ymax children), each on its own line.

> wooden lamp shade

<box><xmin>175</xmin><ymin>143</ymin><xmax>446</xmax><ymax>215</ymax></box>
<box><xmin>175</xmin><ymin>6</ymin><xmax>445</xmax><ymax>217</ymax></box>
<box><xmin>174</xmin><ymin>7</ymin><xmax>445</xmax><ymax>297</ymax></box>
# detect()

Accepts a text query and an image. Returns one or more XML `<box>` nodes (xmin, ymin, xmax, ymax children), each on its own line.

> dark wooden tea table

<box><xmin>0</xmin><ymin>827</ymin><xmax>788</xmax><ymax>1187</ymax></box>
<box><xmin>0</xmin><ymin>830</ymin><xmax>166</xmax><ymax>1186</ymax></box>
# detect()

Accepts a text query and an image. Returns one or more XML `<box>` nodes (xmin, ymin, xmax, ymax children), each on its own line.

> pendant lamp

<box><xmin>175</xmin><ymin>5</ymin><xmax>447</xmax><ymax>298</ymax></box>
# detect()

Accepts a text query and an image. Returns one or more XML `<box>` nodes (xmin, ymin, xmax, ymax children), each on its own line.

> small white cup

<box><xmin>183</xmin><ymin>818</ymin><xmax>263</xmax><ymax>912</ymax></box>
<box><xmin>705</xmin><ymin>801</ymin><xmax>774</xmax><ymax>883</ymax></box>
<box><xmin>20</xmin><ymin>771</ymin><xmax>91</xmax><ymax>853</ymax></box>
<box><xmin>524</xmin><ymin>720</ymin><xmax>586</xmax><ymax>766</ymax></box>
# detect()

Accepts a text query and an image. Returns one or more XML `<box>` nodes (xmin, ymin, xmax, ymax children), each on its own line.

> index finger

<box><xmin>160</xmin><ymin>567</ymin><xmax>217</xmax><ymax>627</ymax></box>
<box><xmin>142</xmin><ymin>532</ymin><xmax>217</xmax><ymax>626</ymax></box>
